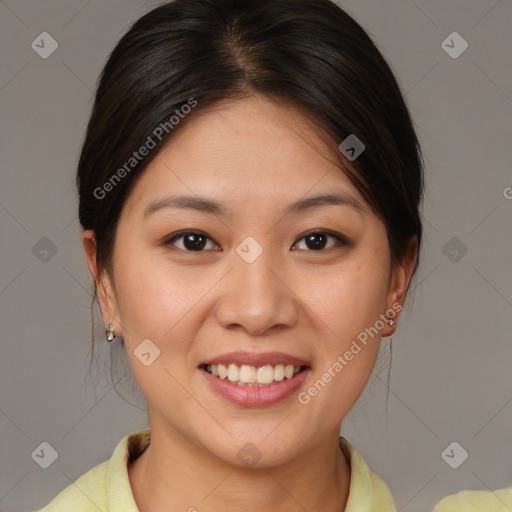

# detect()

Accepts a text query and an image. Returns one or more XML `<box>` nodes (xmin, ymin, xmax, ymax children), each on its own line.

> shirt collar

<box><xmin>339</xmin><ymin>436</ymin><xmax>396</xmax><ymax>511</ymax></box>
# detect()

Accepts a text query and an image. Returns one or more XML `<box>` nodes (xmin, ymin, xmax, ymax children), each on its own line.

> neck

<box><xmin>128</xmin><ymin>418</ymin><xmax>351</xmax><ymax>512</ymax></box>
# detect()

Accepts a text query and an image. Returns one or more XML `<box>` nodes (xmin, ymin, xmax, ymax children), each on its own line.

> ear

<box><xmin>81</xmin><ymin>230</ymin><xmax>122</xmax><ymax>336</ymax></box>
<box><xmin>382</xmin><ymin>235</ymin><xmax>419</xmax><ymax>337</ymax></box>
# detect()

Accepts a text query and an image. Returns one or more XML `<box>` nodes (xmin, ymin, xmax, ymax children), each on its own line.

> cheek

<box><xmin>113</xmin><ymin>255</ymin><xmax>201</xmax><ymax>409</ymax></box>
<box><xmin>298</xmin><ymin>265</ymin><xmax>386</xmax><ymax>421</ymax></box>
<box><xmin>297</xmin><ymin>248</ymin><xmax>390</xmax><ymax>407</ymax></box>
<box><xmin>307</xmin><ymin>259</ymin><xmax>389</xmax><ymax>342</ymax></box>
<box><xmin>113</xmin><ymin>248</ymin><xmax>197</xmax><ymax>349</ymax></box>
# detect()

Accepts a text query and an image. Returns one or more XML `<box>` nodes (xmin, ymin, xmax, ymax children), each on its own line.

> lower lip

<box><xmin>200</xmin><ymin>367</ymin><xmax>310</xmax><ymax>407</ymax></box>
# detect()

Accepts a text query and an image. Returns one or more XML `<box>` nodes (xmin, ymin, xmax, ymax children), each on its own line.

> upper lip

<box><xmin>199</xmin><ymin>351</ymin><xmax>311</xmax><ymax>368</ymax></box>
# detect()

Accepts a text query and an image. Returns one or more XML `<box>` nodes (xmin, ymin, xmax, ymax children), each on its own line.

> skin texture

<box><xmin>82</xmin><ymin>94</ymin><xmax>418</xmax><ymax>511</ymax></box>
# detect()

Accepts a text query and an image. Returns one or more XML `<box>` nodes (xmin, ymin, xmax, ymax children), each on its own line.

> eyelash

<box><xmin>162</xmin><ymin>229</ymin><xmax>350</xmax><ymax>252</ymax></box>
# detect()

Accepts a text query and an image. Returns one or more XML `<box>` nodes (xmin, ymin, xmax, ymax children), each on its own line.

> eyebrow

<box><xmin>143</xmin><ymin>191</ymin><xmax>365</xmax><ymax>219</ymax></box>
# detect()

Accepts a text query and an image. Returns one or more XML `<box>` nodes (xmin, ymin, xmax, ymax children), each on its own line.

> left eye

<box><xmin>292</xmin><ymin>231</ymin><xmax>348</xmax><ymax>251</ymax></box>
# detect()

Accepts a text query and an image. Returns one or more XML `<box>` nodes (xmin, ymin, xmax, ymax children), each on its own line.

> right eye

<box><xmin>163</xmin><ymin>230</ymin><xmax>221</xmax><ymax>252</ymax></box>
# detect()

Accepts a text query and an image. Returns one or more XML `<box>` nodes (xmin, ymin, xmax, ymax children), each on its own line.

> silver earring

<box><xmin>106</xmin><ymin>324</ymin><xmax>115</xmax><ymax>342</ymax></box>
<box><xmin>388</xmin><ymin>318</ymin><xmax>395</xmax><ymax>326</ymax></box>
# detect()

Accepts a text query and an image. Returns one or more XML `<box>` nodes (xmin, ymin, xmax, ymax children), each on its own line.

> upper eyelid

<box><xmin>297</xmin><ymin>229</ymin><xmax>348</xmax><ymax>241</ymax></box>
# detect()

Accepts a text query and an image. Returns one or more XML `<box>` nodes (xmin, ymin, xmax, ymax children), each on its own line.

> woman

<box><xmin>38</xmin><ymin>0</ymin><xmax>426</xmax><ymax>510</ymax></box>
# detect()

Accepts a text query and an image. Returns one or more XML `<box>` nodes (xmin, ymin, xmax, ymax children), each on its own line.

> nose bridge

<box><xmin>235</xmin><ymin>233</ymin><xmax>278</xmax><ymax>289</ymax></box>
<box><xmin>237</xmin><ymin>246</ymin><xmax>278</xmax><ymax>297</ymax></box>
<box><xmin>216</xmin><ymin>241</ymin><xmax>297</xmax><ymax>334</ymax></box>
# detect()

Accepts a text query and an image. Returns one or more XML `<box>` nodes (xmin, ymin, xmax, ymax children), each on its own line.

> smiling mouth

<box><xmin>200</xmin><ymin>363</ymin><xmax>309</xmax><ymax>387</ymax></box>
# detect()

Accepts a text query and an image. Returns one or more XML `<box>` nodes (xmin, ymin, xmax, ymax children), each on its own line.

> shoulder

<box><xmin>35</xmin><ymin>428</ymin><xmax>151</xmax><ymax>512</ymax></box>
<box><xmin>35</xmin><ymin>461</ymin><xmax>109</xmax><ymax>511</ymax></box>
<box><xmin>339</xmin><ymin>436</ymin><xmax>396</xmax><ymax>512</ymax></box>
<box><xmin>433</xmin><ymin>486</ymin><xmax>512</xmax><ymax>512</ymax></box>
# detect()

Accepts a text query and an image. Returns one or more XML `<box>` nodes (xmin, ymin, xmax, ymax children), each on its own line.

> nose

<box><xmin>215</xmin><ymin>248</ymin><xmax>299</xmax><ymax>336</ymax></box>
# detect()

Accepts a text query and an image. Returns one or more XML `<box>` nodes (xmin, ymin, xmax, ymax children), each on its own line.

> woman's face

<box><xmin>84</xmin><ymin>94</ymin><xmax>416</xmax><ymax>467</ymax></box>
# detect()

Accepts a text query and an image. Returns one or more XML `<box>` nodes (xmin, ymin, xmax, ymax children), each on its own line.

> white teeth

<box><xmin>218</xmin><ymin>364</ymin><xmax>227</xmax><ymax>379</ymax></box>
<box><xmin>227</xmin><ymin>364</ymin><xmax>239</xmax><ymax>382</ymax></box>
<box><xmin>257</xmin><ymin>365</ymin><xmax>274</xmax><ymax>384</ymax></box>
<box><xmin>205</xmin><ymin>362</ymin><xmax>304</xmax><ymax>385</ymax></box>
<box><xmin>274</xmin><ymin>364</ymin><xmax>285</xmax><ymax>381</ymax></box>
<box><xmin>239</xmin><ymin>365</ymin><xmax>256</xmax><ymax>383</ymax></box>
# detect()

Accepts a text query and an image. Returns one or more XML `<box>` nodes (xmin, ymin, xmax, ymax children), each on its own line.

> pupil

<box><xmin>306</xmin><ymin>233</ymin><xmax>326</xmax><ymax>250</ymax></box>
<box><xmin>184</xmin><ymin>233</ymin><xmax>206</xmax><ymax>251</ymax></box>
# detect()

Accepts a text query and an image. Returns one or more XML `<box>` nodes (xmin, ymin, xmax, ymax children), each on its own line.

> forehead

<box><xmin>121</xmin><ymin>95</ymin><xmax>366</xmax><ymax>219</ymax></box>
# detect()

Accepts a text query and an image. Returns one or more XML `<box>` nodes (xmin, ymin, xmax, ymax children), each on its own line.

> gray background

<box><xmin>1</xmin><ymin>1</ymin><xmax>511</xmax><ymax>511</ymax></box>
